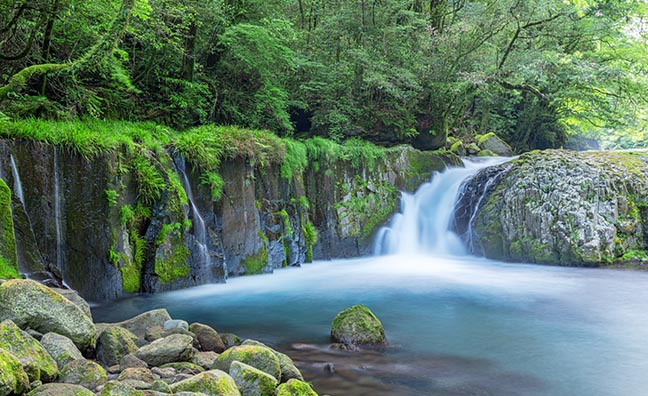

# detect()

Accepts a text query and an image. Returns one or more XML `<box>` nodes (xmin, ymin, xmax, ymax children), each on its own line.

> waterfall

<box><xmin>175</xmin><ymin>157</ymin><xmax>211</xmax><ymax>275</ymax></box>
<box><xmin>374</xmin><ymin>157</ymin><xmax>508</xmax><ymax>256</ymax></box>
<box><xmin>53</xmin><ymin>147</ymin><xmax>63</xmax><ymax>272</ymax></box>
<box><xmin>9</xmin><ymin>155</ymin><xmax>25</xmax><ymax>206</ymax></box>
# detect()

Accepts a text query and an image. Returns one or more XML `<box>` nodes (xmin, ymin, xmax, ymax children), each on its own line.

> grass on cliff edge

<box><xmin>0</xmin><ymin>119</ymin><xmax>387</xmax><ymax>178</ymax></box>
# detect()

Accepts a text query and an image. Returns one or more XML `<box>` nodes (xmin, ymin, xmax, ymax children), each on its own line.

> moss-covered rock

<box><xmin>240</xmin><ymin>340</ymin><xmax>303</xmax><ymax>382</ymax></box>
<box><xmin>213</xmin><ymin>345</ymin><xmax>281</xmax><ymax>380</ymax></box>
<box><xmin>135</xmin><ymin>333</ymin><xmax>194</xmax><ymax>366</ymax></box>
<box><xmin>27</xmin><ymin>383</ymin><xmax>94</xmax><ymax>396</ymax></box>
<box><xmin>106</xmin><ymin>309</ymin><xmax>172</xmax><ymax>340</ymax></box>
<box><xmin>276</xmin><ymin>379</ymin><xmax>318</xmax><ymax>396</ymax></box>
<box><xmin>57</xmin><ymin>359</ymin><xmax>107</xmax><ymax>390</ymax></box>
<box><xmin>96</xmin><ymin>326</ymin><xmax>139</xmax><ymax>367</ymax></box>
<box><xmin>230</xmin><ymin>360</ymin><xmax>278</xmax><ymax>396</ymax></box>
<box><xmin>160</xmin><ymin>361</ymin><xmax>205</xmax><ymax>374</ymax></box>
<box><xmin>169</xmin><ymin>369</ymin><xmax>241</xmax><ymax>395</ymax></box>
<box><xmin>0</xmin><ymin>280</ymin><xmax>95</xmax><ymax>351</ymax></box>
<box><xmin>0</xmin><ymin>320</ymin><xmax>58</xmax><ymax>382</ymax></box>
<box><xmin>0</xmin><ymin>178</ymin><xmax>18</xmax><ymax>279</ymax></box>
<box><xmin>459</xmin><ymin>150</ymin><xmax>648</xmax><ymax>265</ymax></box>
<box><xmin>330</xmin><ymin>304</ymin><xmax>386</xmax><ymax>346</ymax></box>
<box><xmin>98</xmin><ymin>380</ymin><xmax>146</xmax><ymax>396</ymax></box>
<box><xmin>0</xmin><ymin>348</ymin><xmax>29</xmax><ymax>396</ymax></box>
<box><xmin>475</xmin><ymin>132</ymin><xmax>513</xmax><ymax>156</ymax></box>
<box><xmin>40</xmin><ymin>332</ymin><xmax>84</xmax><ymax>369</ymax></box>
<box><xmin>117</xmin><ymin>367</ymin><xmax>156</xmax><ymax>383</ymax></box>
<box><xmin>189</xmin><ymin>322</ymin><xmax>225</xmax><ymax>353</ymax></box>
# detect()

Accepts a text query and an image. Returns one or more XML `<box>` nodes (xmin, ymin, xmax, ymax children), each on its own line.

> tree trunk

<box><xmin>40</xmin><ymin>0</ymin><xmax>60</xmax><ymax>95</ymax></box>
<box><xmin>181</xmin><ymin>21</ymin><xmax>197</xmax><ymax>82</ymax></box>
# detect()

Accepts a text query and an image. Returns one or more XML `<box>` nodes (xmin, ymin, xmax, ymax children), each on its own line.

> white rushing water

<box><xmin>53</xmin><ymin>147</ymin><xmax>63</xmax><ymax>273</ymax></box>
<box><xmin>176</xmin><ymin>158</ymin><xmax>212</xmax><ymax>276</ymax></box>
<box><xmin>374</xmin><ymin>157</ymin><xmax>508</xmax><ymax>256</ymax></box>
<box><xmin>9</xmin><ymin>155</ymin><xmax>25</xmax><ymax>206</ymax></box>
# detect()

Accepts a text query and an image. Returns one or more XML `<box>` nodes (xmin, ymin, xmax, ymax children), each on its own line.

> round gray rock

<box><xmin>58</xmin><ymin>359</ymin><xmax>107</xmax><ymax>390</ymax></box>
<box><xmin>28</xmin><ymin>383</ymin><xmax>94</xmax><ymax>396</ymax></box>
<box><xmin>135</xmin><ymin>334</ymin><xmax>194</xmax><ymax>367</ymax></box>
<box><xmin>40</xmin><ymin>332</ymin><xmax>83</xmax><ymax>369</ymax></box>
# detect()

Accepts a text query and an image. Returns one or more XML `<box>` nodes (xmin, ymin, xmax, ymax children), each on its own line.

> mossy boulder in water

<box><xmin>0</xmin><ymin>320</ymin><xmax>58</xmax><ymax>382</ymax></box>
<box><xmin>230</xmin><ymin>360</ymin><xmax>278</xmax><ymax>396</ymax></box>
<box><xmin>213</xmin><ymin>345</ymin><xmax>281</xmax><ymax>380</ymax></box>
<box><xmin>330</xmin><ymin>304</ymin><xmax>386</xmax><ymax>347</ymax></box>
<box><xmin>0</xmin><ymin>279</ymin><xmax>95</xmax><ymax>351</ymax></box>
<box><xmin>276</xmin><ymin>379</ymin><xmax>318</xmax><ymax>396</ymax></box>
<box><xmin>169</xmin><ymin>369</ymin><xmax>241</xmax><ymax>395</ymax></box>
<box><xmin>0</xmin><ymin>348</ymin><xmax>29</xmax><ymax>396</ymax></box>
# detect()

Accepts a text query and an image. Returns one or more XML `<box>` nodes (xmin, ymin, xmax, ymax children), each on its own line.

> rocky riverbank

<box><xmin>0</xmin><ymin>279</ymin><xmax>320</xmax><ymax>396</ymax></box>
<box><xmin>455</xmin><ymin>149</ymin><xmax>648</xmax><ymax>266</ymax></box>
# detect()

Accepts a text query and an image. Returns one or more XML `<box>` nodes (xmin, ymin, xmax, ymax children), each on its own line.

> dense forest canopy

<box><xmin>0</xmin><ymin>0</ymin><xmax>647</xmax><ymax>151</ymax></box>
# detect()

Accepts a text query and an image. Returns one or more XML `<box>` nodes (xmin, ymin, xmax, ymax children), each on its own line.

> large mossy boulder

<box><xmin>40</xmin><ymin>332</ymin><xmax>84</xmax><ymax>369</ymax></box>
<box><xmin>456</xmin><ymin>150</ymin><xmax>648</xmax><ymax>265</ymax></box>
<box><xmin>0</xmin><ymin>179</ymin><xmax>18</xmax><ymax>280</ymax></box>
<box><xmin>475</xmin><ymin>133</ymin><xmax>513</xmax><ymax>156</ymax></box>
<box><xmin>98</xmin><ymin>381</ymin><xmax>146</xmax><ymax>396</ymax></box>
<box><xmin>169</xmin><ymin>369</ymin><xmax>241</xmax><ymax>395</ymax></box>
<box><xmin>96</xmin><ymin>327</ymin><xmax>139</xmax><ymax>367</ymax></box>
<box><xmin>0</xmin><ymin>320</ymin><xmax>58</xmax><ymax>382</ymax></box>
<box><xmin>0</xmin><ymin>348</ymin><xmax>29</xmax><ymax>396</ymax></box>
<box><xmin>105</xmin><ymin>309</ymin><xmax>172</xmax><ymax>341</ymax></box>
<box><xmin>135</xmin><ymin>333</ymin><xmax>194</xmax><ymax>366</ymax></box>
<box><xmin>240</xmin><ymin>340</ymin><xmax>303</xmax><ymax>382</ymax></box>
<box><xmin>330</xmin><ymin>305</ymin><xmax>386</xmax><ymax>347</ymax></box>
<box><xmin>27</xmin><ymin>383</ymin><xmax>94</xmax><ymax>396</ymax></box>
<box><xmin>57</xmin><ymin>359</ymin><xmax>107</xmax><ymax>390</ymax></box>
<box><xmin>213</xmin><ymin>345</ymin><xmax>281</xmax><ymax>381</ymax></box>
<box><xmin>276</xmin><ymin>379</ymin><xmax>318</xmax><ymax>396</ymax></box>
<box><xmin>230</xmin><ymin>360</ymin><xmax>278</xmax><ymax>396</ymax></box>
<box><xmin>0</xmin><ymin>280</ymin><xmax>95</xmax><ymax>351</ymax></box>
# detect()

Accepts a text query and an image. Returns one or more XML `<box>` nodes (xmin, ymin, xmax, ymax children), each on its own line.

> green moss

<box><xmin>620</xmin><ymin>249</ymin><xmax>648</xmax><ymax>261</ymax></box>
<box><xmin>120</xmin><ymin>264</ymin><xmax>140</xmax><ymax>293</ymax></box>
<box><xmin>302</xmin><ymin>220</ymin><xmax>318</xmax><ymax>263</ymax></box>
<box><xmin>242</xmin><ymin>249</ymin><xmax>268</xmax><ymax>275</ymax></box>
<box><xmin>449</xmin><ymin>140</ymin><xmax>463</xmax><ymax>153</ymax></box>
<box><xmin>330</xmin><ymin>304</ymin><xmax>386</xmax><ymax>346</ymax></box>
<box><xmin>0</xmin><ymin>349</ymin><xmax>28</xmax><ymax>395</ymax></box>
<box><xmin>478</xmin><ymin>149</ymin><xmax>497</xmax><ymax>157</ymax></box>
<box><xmin>104</xmin><ymin>189</ymin><xmax>118</xmax><ymax>207</ymax></box>
<box><xmin>281</xmin><ymin>139</ymin><xmax>308</xmax><ymax>180</ymax></box>
<box><xmin>0</xmin><ymin>179</ymin><xmax>18</xmax><ymax>279</ymax></box>
<box><xmin>214</xmin><ymin>345</ymin><xmax>281</xmax><ymax>380</ymax></box>
<box><xmin>475</xmin><ymin>132</ymin><xmax>497</xmax><ymax>146</ymax></box>
<box><xmin>276</xmin><ymin>379</ymin><xmax>318</xmax><ymax>396</ymax></box>
<box><xmin>119</xmin><ymin>205</ymin><xmax>135</xmax><ymax>226</ymax></box>
<box><xmin>155</xmin><ymin>244</ymin><xmax>191</xmax><ymax>284</ymax></box>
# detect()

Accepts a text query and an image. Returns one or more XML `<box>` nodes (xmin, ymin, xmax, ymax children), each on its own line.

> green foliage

<box><xmin>131</xmin><ymin>152</ymin><xmax>165</xmax><ymax>205</ymax></box>
<box><xmin>241</xmin><ymin>249</ymin><xmax>268</xmax><ymax>275</ymax></box>
<box><xmin>200</xmin><ymin>172</ymin><xmax>224</xmax><ymax>201</ymax></box>
<box><xmin>302</xmin><ymin>220</ymin><xmax>318</xmax><ymax>263</ymax></box>
<box><xmin>105</xmin><ymin>189</ymin><xmax>119</xmax><ymax>207</ymax></box>
<box><xmin>0</xmin><ymin>256</ymin><xmax>19</xmax><ymax>280</ymax></box>
<box><xmin>0</xmin><ymin>179</ymin><xmax>17</xmax><ymax>277</ymax></box>
<box><xmin>280</xmin><ymin>139</ymin><xmax>307</xmax><ymax>180</ymax></box>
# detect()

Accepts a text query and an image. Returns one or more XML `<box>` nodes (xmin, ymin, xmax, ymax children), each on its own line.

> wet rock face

<box><xmin>457</xmin><ymin>150</ymin><xmax>648</xmax><ymax>265</ymax></box>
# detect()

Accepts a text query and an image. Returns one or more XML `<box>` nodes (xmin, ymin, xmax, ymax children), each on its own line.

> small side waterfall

<box><xmin>53</xmin><ymin>147</ymin><xmax>64</xmax><ymax>274</ymax></box>
<box><xmin>374</xmin><ymin>157</ymin><xmax>508</xmax><ymax>256</ymax></box>
<box><xmin>175</xmin><ymin>158</ymin><xmax>212</xmax><ymax>275</ymax></box>
<box><xmin>9</xmin><ymin>155</ymin><xmax>25</xmax><ymax>206</ymax></box>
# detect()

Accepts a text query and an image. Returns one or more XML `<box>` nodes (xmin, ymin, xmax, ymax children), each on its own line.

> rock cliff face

<box><xmin>455</xmin><ymin>150</ymin><xmax>648</xmax><ymax>265</ymax></box>
<box><xmin>0</xmin><ymin>139</ymin><xmax>459</xmax><ymax>300</ymax></box>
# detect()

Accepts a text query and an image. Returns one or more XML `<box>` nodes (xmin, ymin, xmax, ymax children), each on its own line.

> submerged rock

<box><xmin>330</xmin><ymin>305</ymin><xmax>386</xmax><ymax>347</ymax></box>
<box><xmin>0</xmin><ymin>320</ymin><xmax>58</xmax><ymax>382</ymax></box>
<box><xmin>0</xmin><ymin>279</ymin><xmax>95</xmax><ymax>351</ymax></box>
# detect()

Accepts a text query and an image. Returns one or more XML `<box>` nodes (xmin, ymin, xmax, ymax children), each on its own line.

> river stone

<box><xmin>97</xmin><ymin>326</ymin><xmax>139</xmax><ymax>367</ymax></box>
<box><xmin>28</xmin><ymin>383</ymin><xmax>94</xmax><ymax>396</ymax></box>
<box><xmin>145</xmin><ymin>325</ymin><xmax>195</xmax><ymax>342</ymax></box>
<box><xmin>149</xmin><ymin>379</ymin><xmax>172</xmax><ymax>393</ymax></box>
<box><xmin>230</xmin><ymin>360</ymin><xmax>278</xmax><ymax>396</ymax></box>
<box><xmin>169</xmin><ymin>370</ymin><xmax>241</xmax><ymax>396</ymax></box>
<box><xmin>58</xmin><ymin>359</ymin><xmax>107</xmax><ymax>390</ymax></box>
<box><xmin>119</xmin><ymin>353</ymin><xmax>148</xmax><ymax>370</ymax></box>
<box><xmin>276</xmin><ymin>379</ymin><xmax>318</xmax><ymax>396</ymax></box>
<box><xmin>330</xmin><ymin>304</ymin><xmax>386</xmax><ymax>346</ymax></box>
<box><xmin>0</xmin><ymin>349</ymin><xmax>29</xmax><ymax>396</ymax></box>
<box><xmin>220</xmin><ymin>333</ymin><xmax>242</xmax><ymax>349</ymax></box>
<box><xmin>0</xmin><ymin>320</ymin><xmax>58</xmax><ymax>382</ymax></box>
<box><xmin>190</xmin><ymin>323</ymin><xmax>225</xmax><ymax>353</ymax></box>
<box><xmin>193</xmin><ymin>351</ymin><xmax>219</xmax><ymax>369</ymax></box>
<box><xmin>98</xmin><ymin>380</ymin><xmax>145</xmax><ymax>396</ymax></box>
<box><xmin>117</xmin><ymin>367</ymin><xmax>156</xmax><ymax>383</ymax></box>
<box><xmin>51</xmin><ymin>288</ymin><xmax>93</xmax><ymax>320</ymax></box>
<box><xmin>107</xmin><ymin>309</ymin><xmax>172</xmax><ymax>340</ymax></box>
<box><xmin>213</xmin><ymin>345</ymin><xmax>281</xmax><ymax>380</ymax></box>
<box><xmin>40</xmin><ymin>332</ymin><xmax>83</xmax><ymax>369</ymax></box>
<box><xmin>476</xmin><ymin>133</ymin><xmax>512</xmax><ymax>157</ymax></box>
<box><xmin>240</xmin><ymin>340</ymin><xmax>302</xmax><ymax>382</ymax></box>
<box><xmin>135</xmin><ymin>334</ymin><xmax>194</xmax><ymax>366</ymax></box>
<box><xmin>160</xmin><ymin>361</ymin><xmax>205</xmax><ymax>375</ymax></box>
<box><xmin>0</xmin><ymin>280</ymin><xmax>96</xmax><ymax>351</ymax></box>
<box><xmin>164</xmin><ymin>319</ymin><xmax>189</xmax><ymax>331</ymax></box>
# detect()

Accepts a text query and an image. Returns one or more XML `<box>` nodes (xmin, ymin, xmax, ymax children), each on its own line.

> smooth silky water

<box><xmin>93</xmin><ymin>159</ymin><xmax>648</xmax><ymax>396</ymax></box>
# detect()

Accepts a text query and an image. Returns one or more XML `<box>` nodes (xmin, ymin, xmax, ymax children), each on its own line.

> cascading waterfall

<box><xmin>374</xmin><ymin>157</ymin><xmax>508</xmax><ymax>256</ymax></box>
<box><xmin>175</xmin><ymin>157</ymin><xmax>212</xmax><ymax>276</ymax></box>
<box><xmin>9</xmin><ymin>155</ymin><xmax>25</xmax><ymax>206</ymax></box>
